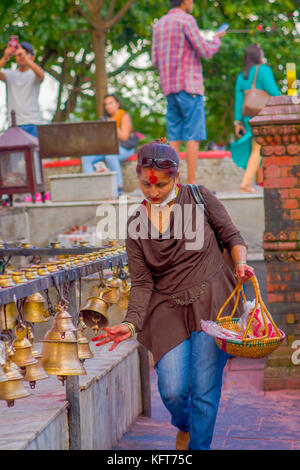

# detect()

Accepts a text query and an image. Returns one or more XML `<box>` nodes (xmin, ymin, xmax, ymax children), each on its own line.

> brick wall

<box><xmin>251</xmin><ymin>96</ymin><xmax>300</xmax><ymax>390</ymax></box>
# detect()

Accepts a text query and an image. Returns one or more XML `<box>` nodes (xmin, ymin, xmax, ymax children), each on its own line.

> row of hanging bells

<box><xmin>0</xmin><ymin>260</ymin><xmax>131</xmax><ymax>406</ymax></box>
<box><xmin>0</xmin><ymin>292</ymin><xmax>50</xmax><ymax>331</ymax></box>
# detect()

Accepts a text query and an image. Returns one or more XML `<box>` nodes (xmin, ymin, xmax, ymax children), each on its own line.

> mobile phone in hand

<box><xmin>217</xmin><ymin>23</ymin><xmax>229</xmax><ymax>33</ymax></box>
<box><xmin>9</xmin><ymin>35</ymin><xmax>18</xmax><ymax>51</ymax></box>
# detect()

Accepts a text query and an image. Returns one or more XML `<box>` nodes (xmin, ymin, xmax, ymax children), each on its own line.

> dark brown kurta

<box><xmin>124</xmin><ymin>184</ymin><xmax>247</xmax><ymax>365</ymax></box>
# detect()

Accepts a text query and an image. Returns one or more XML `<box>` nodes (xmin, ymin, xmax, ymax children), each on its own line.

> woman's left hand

<box><xmin>234</xmin><ymin>263</ymin><xmax>255</xmax><ymax>284</ymax></box>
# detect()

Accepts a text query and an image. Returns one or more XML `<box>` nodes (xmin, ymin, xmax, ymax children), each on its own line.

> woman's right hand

<box><xmin>92</xmin><ymin>324</ymin><xmax>132</xmax><ymax>352</ymax></box>
<box><xmin>235</xmin><ymin>123</ymin><xmax>246</xmax><ymax>138</ymax></box>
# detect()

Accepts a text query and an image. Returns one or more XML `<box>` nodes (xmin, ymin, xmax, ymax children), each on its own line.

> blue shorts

<box><xmin>166</xmin><ymin>91</ymin><xmax>207</xmax><ymax>142</ymax></box>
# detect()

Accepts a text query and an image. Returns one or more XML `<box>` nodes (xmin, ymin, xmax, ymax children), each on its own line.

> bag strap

<box><xmin>188</xmin><ymin>183</ymin><xmax>211</xmax><ymax>221</ymax></box>
<box><xmin>188</xmin><ymin>184</ymin><xmax>224</xmax><ymax>252</ymax></box>
<box><xmin>189</xmin><ymin>183</ymin><xmax>205</xmax><ymax>209</ymax></box>
<box><xmin>251</xmin><ymin>64</ymin><xmax>261</xmax><ymax>89</ymax></box>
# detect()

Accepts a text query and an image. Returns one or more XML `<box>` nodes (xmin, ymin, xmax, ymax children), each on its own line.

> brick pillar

<box><xmin>250</xmin><ymin>96</ymin><xmax>300</xmax><ymax>390</ymax></box>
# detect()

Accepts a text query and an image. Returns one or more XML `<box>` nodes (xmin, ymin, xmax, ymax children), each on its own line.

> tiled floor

<box><xmin>115</xmin><ymin>356</ymin><xmax>300</xmax><ymax>451</ymax></box>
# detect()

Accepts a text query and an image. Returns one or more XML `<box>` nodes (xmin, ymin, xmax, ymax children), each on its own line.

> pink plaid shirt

<box><xmin>152</xmin><ymin>8</ymin><xmax>221</xmax><ymax>96</ymax></box>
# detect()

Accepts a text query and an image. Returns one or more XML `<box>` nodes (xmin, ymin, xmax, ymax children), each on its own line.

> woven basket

<box><xmin>215</xmin><ymin>275</ymin><xmax>285</xmax><ymax>358</ymax></box>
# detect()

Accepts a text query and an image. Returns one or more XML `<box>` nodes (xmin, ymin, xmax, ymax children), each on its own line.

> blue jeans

<box><xmin>156</xmin><ymin>331</ymin><xmax>228</xmax><ymax>450</ymax></box>
<box><xmin>18</xmin><ymin>124</ymin><xmax>38</xmax><ymax>138</ymax></box>
<box><xmin>81</xmin><ymin>145</ymin><xmax>135</xmax><ymax>188</ymax></box>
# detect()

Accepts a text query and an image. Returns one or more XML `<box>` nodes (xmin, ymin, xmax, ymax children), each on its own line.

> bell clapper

<box><xmin>92</xmin><ymin>323</ymin><xmax>100</xmax><ymax>336</ymax></box>
<box><xmin>57</xmin><ymin>375</ymin><xmax>67</xmax><ymax>386</ymax></box>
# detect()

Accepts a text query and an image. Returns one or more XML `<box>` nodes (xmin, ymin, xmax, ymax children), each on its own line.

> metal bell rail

<box><xmin>0</xmin><ymin>246</ymin><xmax>112</xmax><ymax>257</ymax></box>
<box><xmin>0</xmin><ymin>245</ymin><xmax>130</xmax><ymax>449</ymax></box>
<box><xmin>0</xmin><ymin>250</ymin><xmax>128</xmax><ymax>305</ymax></box>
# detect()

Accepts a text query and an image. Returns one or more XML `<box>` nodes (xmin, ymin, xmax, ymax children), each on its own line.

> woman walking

<box><xmin>93</xmin><ymin>140</ymin><xmax>254</xmax><ymax>450</ymax></box>
<box><xmin>230</xmin><ymin>44</ymin><xmax>280</xmax><ymax>192</ymax></box>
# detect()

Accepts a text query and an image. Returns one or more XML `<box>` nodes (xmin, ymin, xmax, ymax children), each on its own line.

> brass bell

<box><xmin>31</xmin><ymin>265</ymin><xmax>50</xmax><ymax>276</ymax></box>
<box><xmin>0</xmin><ymin>364</ymin><xmax>8</xmax><ymax>384</ymax></box>
<box><xmin>77</xmin><ymin>328</ymin><xmax>94</xmax><ymax>361</ymax></box>
<box><xmin>11</xmin><ymin>324</ymin><xmax>38</xmax><ymax>369</ymax></box>
<box><xmin>0</xmin><ymin>343</ymin><xmax>31</xmax><ymax>407</ymax></box>
<box><xmin>104</xmin><ymin>269</ymin><xmax>122</xmax><ymax>304</ymax></box>
<box><xmin>22</xmin><ymin>325</ymin><xmax>48</xmax><ymax>388</ymax></box>
<box><xmin>117</xmin><ymin>279</ymin><xmax>131</xmax><ymax>311</ymax></box>
<box><xmin>50</xmin><ymin>304</ymin><xmax>77</xmax><ymax>333</ymax></box>
<box><xmin>24</xmin><ymin>292</ymin><xmax>50</xmax><ymax>323</ymax></box>
<box><xmin>22</xmin><ymin>267</ymin><xmax>40</xmax><ymax>280</ymax></box>
<box><xmin>0</xmin><ymin>341</ymin><xmax>8</xmax><ymax>384</ymax></box>
<box><xmin>45</xmin><ymin>262</ymin><xmax>59</xmax><ymax>272</ymax></box>
<box><xmin>0</xmin><ymin>274</ymin><xmax>15</xmax><ymax>288</ymax></box>
<box><xmin>0</xmin><ymin>303</ymin><xmax>18</xmax><ymax>330</ymax></box>
<box><xmin>80</xmin><ymin>287</ymin><xmax>110</xmax><ymax>335</ymax></box>
<box><xmin>26</xmin><ymin>324</ymin><xmax>35</xmax><ymax>346</ymax></box>
<box><xmin>23</xmin><ymin>351</ymin><xmax>48</xmax><ymax>389</ymax></box>
<box><xmin>50</xmin><ymin>241</ymin><xmax>60</xmax><ymax>248</ymax></box>
<box><xmin>21</xmin><ymin>242</ymin><xmax>32</xmax><ymax>249</ymax></box>
<box><xmin>55</xmin><ymin>260</ymin><xmax>67</xmax><ymax>270</ymax></box>
<box><xmin>11</xmin><ymin>271</ymin><xmax>27</xmax><ymax>284</ymax></box>
<box><xmin>41</xmin><ymin>306</ymin><xmax>86</xmax><ymax>385</ymax></box>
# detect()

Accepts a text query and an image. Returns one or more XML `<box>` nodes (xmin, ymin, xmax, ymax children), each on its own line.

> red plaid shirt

<box><xmin>152</xmin><ymin>8</ymin><xmax>221</xmax><ymax>96</ymax></box>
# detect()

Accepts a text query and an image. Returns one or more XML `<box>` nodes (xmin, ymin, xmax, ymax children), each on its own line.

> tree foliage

<box><xmin>0</xmin><ymin>0</ymin><xmax>299</xmax><ymax>146</ymax></box>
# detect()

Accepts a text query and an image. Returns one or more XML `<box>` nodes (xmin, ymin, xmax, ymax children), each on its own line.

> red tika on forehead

<box><xmin>149</xmin><ymin>169</ymin><xmax>158</xmax><ymax>184</ymax></box>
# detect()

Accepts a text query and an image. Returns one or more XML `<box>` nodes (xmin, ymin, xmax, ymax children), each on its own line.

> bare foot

<box><xmin>240</xmin><ymin>185</ymin><xmax>256</xmax><ymax>193</ymax></box>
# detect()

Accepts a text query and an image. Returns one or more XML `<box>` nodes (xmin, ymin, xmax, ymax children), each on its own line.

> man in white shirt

<box><xmin>0</xmin><ymin>41</ymin><xmax>44</xmax><ymax>137</ymax></box>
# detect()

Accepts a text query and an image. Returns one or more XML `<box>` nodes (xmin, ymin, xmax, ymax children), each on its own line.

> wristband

<box><xmin>122</xmin><ymin>321</ymin><xmax>136</xmax><ymax>337</ymax></box>
<box><xmin>234</xmin><ymin>121</ymin><xmax>242</xmax><ymax>126</ymax></box>
<box><xmin>235</xmin><ymin>262</ymin><xmax>247</xmax><ymax>266</ymax></box>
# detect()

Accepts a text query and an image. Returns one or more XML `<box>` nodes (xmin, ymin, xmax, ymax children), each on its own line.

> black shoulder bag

<box><xmin>188</xmin><ymin>184</ymin><xmax>235</xmax><ymax>271</ymax></box>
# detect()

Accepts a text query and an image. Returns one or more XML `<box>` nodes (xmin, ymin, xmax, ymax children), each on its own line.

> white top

<box><xmin>2</xmin><ymin>68</ymin><xmax>42</xmax><ymax>126</ymax></box>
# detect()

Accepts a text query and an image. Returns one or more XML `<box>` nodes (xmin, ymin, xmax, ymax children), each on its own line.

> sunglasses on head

<box><xmin>140</xmin><ymin>157</ymin><xmax>178</xmax><ymax>169</ymax></box>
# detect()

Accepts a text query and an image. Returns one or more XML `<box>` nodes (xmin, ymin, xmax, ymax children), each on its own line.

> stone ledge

<box><xmin>50</xmin><ymin>172</ymin><xmax>118</xmax><ymax>202</ymax></box>
<box><xmin>0</xmin><ymin>339</ymin><xmax>142</xmax><ymax>450</ymax></box>
<box><xmin>0</xmin><ymin>371</ymin><xmax>67</xmax><ymax>450</ymax></box>
<box><xmin>79</xmin><ymin>339</ymin><xmax>139</xmax><ymax>390</ymax></box>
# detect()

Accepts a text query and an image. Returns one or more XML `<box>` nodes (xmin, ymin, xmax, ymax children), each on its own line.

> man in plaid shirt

<box><xmin>152</xmin><ymin>0</ymin><xmax>226</xmax><ymax>184</ymax></box>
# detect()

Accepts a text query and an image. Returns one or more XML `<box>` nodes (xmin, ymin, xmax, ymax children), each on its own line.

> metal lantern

<box><xmin>0</xmin><ymin>110</ymin><xmax>46</xmax><ymax>205</ymax></box>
